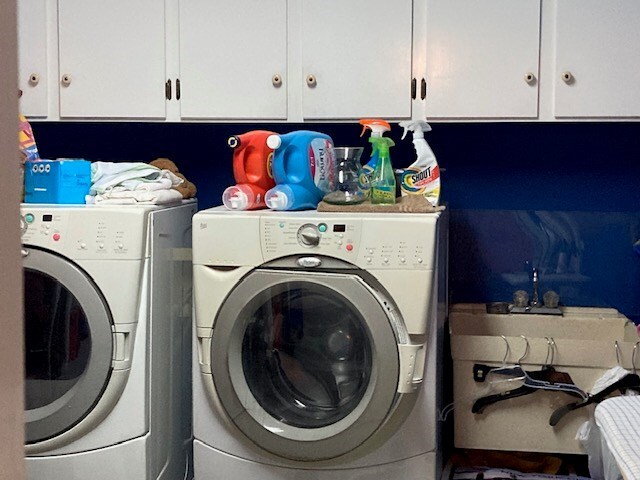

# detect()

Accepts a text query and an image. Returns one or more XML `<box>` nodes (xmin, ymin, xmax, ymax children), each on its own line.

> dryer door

<box><xmin>209</xmin><ymin>269</ymin><xmax>402</xmax><ymax>461</ymax></box>
<box><xmin>23</xmin><ymin>247</ymin><xmax>113</xmax><ymax>444</ymax></box>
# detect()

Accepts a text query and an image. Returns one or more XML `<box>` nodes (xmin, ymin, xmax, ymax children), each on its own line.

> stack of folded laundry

<box><xmin>86</xmin><ymin>161</ymin><xmax>185</xmax><ymax>205</ymax></box>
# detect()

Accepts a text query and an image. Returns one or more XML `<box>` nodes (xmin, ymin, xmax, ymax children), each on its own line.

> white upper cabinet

<box><xmin>57</xmin><ymin>0</ymin><xmax>166</xmax><ymax>119</ymax></box>
<box><xmin>178</xmin><ymin>0</ymin><xmax>287</xmax><ymax>120</ymax></box>
<box><xmin>424</xmin><ymin>0</ymin><xmax>540</xmax><ymax>119</ymax></box>
<box><xmin>300</xmin><ymin>0</ymin><xmax>413</xmax><ymax>120</ymax></box>
<box><xmin>554</xmin><ymin>0</ymin><xmax>640</xmax><ymax>118</ymax></box>
<box><xmin>18</xmin><ymin>0</ymin><xmax>48</xmax><ymax>118</ymax></box>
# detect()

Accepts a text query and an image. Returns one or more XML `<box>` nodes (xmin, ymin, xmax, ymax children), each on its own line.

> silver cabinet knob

<box><xmin>524</xmin><ymin>72</ymin><xmax>536</xmax><ymax>84</ymax></box>
<box><xmin>272</xmin><ymin>74</ymin><xmax>282</xmax><ymax>87</ymax></box>
<box><xmin>561</xmin><ymin>71</ymin><xmax>573</xmax><ymax>83</ymax></box>
<box><xmin>29</xmin><ymin>73</ymin><xmax>40</xmax><ymax>86</ymax></box>
<box><xmin>306</xmin><ymin>74</ymin><xmax>317</xmax><ymax>88</ymax></box>
<box><xmin>61</xmin><ymin>74</ymin><xmax>72</xmax><ymax>87</ymax></box>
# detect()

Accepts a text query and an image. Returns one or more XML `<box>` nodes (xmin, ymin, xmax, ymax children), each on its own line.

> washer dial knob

<box><xmin>297</xmin><ymin>224</ymin><xmax>321</xmax><ymax>247</ymax></box>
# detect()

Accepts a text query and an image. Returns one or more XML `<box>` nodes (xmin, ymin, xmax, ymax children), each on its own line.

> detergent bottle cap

<box><xmin>399</xmin><ymin>120</ymin><xmax>432</xmax><ymax>140</ymax></box>
<box><xmin>265</xmin><ymin>187</ymin><xmax>293</xmax><ymax>210</ymax></box>
<box><xmin>227</xmin><ymin>135</ymin><xmax>241</xmax><ymax>148</ymax></box>
<box><xmin>369</xmin><ymin>137</ymin><xmax>395</xmax><ymax>157</ymax></box>
<box><xmin>266</xmin><ymin>134</ymin><xmax>282</xmax><ymax>150</ymax></box>
<box><xmin>222</xmin><ymin>184</ymin><xmax>255</xmax><ymax>210</ymax></box>
<box><xmin>359</xmin><ymin>119</ymin><xmax>391</xmax><ymax>138</ymax></box>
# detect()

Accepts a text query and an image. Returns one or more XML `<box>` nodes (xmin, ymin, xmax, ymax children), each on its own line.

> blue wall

<box><xmin>31</xmin><ymin>122</ymin><xmax>640</xmax><ymax>322</ymax></box>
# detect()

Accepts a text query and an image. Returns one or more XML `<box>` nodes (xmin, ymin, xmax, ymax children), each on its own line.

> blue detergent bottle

<box><xmin>264</xmin><ymin>131</ymin><xmax>335</xmax><ymax>210</ymax></box>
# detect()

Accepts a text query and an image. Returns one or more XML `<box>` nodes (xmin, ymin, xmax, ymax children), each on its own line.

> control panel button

<box><xmin>417</xmin><ymin>257</ymin><xmax>423</xmax><ymax>264</ymax></box>
<box><xmin>366</xmin><ymin>257</ymin><xmax>372</xmax><ymax>263</ymax></box>
<box><xmin>318</xmin><ymin>223</ymin><xmax>327</xmax><ymax>233</ymax></box>
<box><xmin>400</xmin><ymin>257</ymin><xmax>406</xmax><ymax>264</ymax></box>
<box><xmin>346</xmin><ymin>244</ymin><xmax>353</xmax><ymax>252</ymax></box>
<box><xmin>99</xmin><ymin>244</ymin><xmax>105</xmax><ymax>250</ymax></box>
<box><xmin>368</xmin><ymin>249</ymin><xmax>374</xmax><ymax>255</ymax></box>
<box><xmin>52</xmin><ymin>233</ymin><xmax>61</xmax><ymax>241</ymax></box>
<box><xmin>383</xmin><ymin>257</ymin><xmax>389</xmax><ymax>264</ymax></box>
<box><xmin>337</xmin><ymin>240</ymin><xmax>343</xmax><ymax>246</ymax></box>
<box><xmin>25</xmin><ymin>214</ymin><xmax>35</xmax><ymax>224</ymax></box>
<box><xmin>118</xmin><ymin>244</ymin><xmax>124</xmax><ymax>250</ymax></box>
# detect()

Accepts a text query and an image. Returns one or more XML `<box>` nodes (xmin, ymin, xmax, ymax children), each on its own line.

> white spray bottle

<box><xmin>398</xmin><ymin>120</ymin><xmax>440</xmax><ymax>207</ymax></box>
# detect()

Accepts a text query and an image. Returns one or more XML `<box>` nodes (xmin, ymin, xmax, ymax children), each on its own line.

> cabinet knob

<box><xmin>272</xmin><ymin>74</ymin><xmax>282</xmax><ymax>88</ymax></box>
<box><xmin>306</xmin><ymin>74</ymin><xmax>317</xmax><ymax>88</ymax></box>
<box><xmin>524</xmin><ymin>72</ymin><xmax>536</xmax><ymax>85</ymax></box>
<box><xmin>29</xmin><ymin>73</ymin><xmax>40</xmax><ymax>86</ymax></box>
<box><xmin>61</xmin><ymin>74</ymin><xmax>72</xmax><ymax>87</ymax></box>
<box><xmin>561</xmin><ymin>71</ymin><xmax>573</xmax><ymax>84</ymax></box>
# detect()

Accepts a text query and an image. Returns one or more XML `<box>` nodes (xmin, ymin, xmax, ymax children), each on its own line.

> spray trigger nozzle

<box><xmin>359</xmin><ymin>119</ymin><xmax>391</xmax><ymax>138</ymax></box>
<box><xmin>399</xmin><ymin>120</ymin><xmax>432</xmax><ymax>141</ymax></box>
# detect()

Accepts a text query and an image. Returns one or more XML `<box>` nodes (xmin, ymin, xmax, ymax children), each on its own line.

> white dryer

<box><xmin>22</xmin><ymin>202</ymin><xmax>196</xmax><ymax>480</ymax></box>
<box><xmin>192</xmin><ymin>208</ymin><xmax>448</xmax><ymax>480</ymax></box>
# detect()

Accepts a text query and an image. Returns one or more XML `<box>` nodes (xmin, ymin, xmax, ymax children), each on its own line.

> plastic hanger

<box><xmin>472</xmin><ymin>337</ymin><xmax>588</xmax><ymax>414</ymax></box>
<box><xmin>549</xmin><ymin>341</ymin><xmax>640</xmax><ymax>426</ymax></box>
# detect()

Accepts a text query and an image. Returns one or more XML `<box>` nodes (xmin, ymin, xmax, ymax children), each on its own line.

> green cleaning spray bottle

<box><xmin>370</xmin><ymin>136</ymin><xmax>396</xmax><ymax>205</ymax></box>
<box><xmin>358</xmin><ymin>118</ymin><xmax>391</xmax><ymax>196</ymax></box>
<box><xmin>398</xmin><ymin>119</ymin><xmax>440</xmax><ymax>207</ymax></box>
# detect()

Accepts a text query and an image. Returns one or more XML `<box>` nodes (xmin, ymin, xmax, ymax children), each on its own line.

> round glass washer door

<box><xmin>23</xmin><ymin>247</ymin><xmax>113</xmax><ymax>444</ymax></box>
<box><xmin>210</xmin><ymin>269</ymin><xmax>400</xmax><ymax>461</ymax></box>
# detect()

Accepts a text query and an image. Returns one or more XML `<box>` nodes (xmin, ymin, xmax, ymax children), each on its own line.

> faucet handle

<box><xmin>513</xmin><ymin>290</ymin><xmax>529</xmax><ymax>308</ymax></box>
<box><xmin>543</xmin><ymin>290</ymin><xmax>560</xmax><ymax>309</ymax></box>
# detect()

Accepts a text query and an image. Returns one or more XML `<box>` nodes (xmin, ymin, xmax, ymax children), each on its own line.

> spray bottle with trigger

<box><xmin>370</xmin><ymin>136</ymin><xmax>396</xmax><ymax>205</ymax></box>
<box><xmin>398</xmin><ymin>119</ymin><xmax>440</xmax><ymax>207</ymax></box>
<box><xmin>358</xmin><ymin>118</ymin><xmax>391</xmax><ymax>196</ymax></box>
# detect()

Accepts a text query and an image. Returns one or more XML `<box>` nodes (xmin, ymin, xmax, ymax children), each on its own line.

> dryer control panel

<box><xmin>20</xmin><ymin>207</ymin><xmax>148</xmax><ymax>260</ymax></box>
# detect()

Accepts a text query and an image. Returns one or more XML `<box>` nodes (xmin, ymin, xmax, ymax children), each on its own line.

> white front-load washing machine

<box><xmin>22</xmin><ymin>202</ymin><xmax>196</xmax><ymax>480</ymax></box>
<box><xmin>192</xmin><ymin>208</ymin><xmax>448</xmax><ymax>480</ymax></box>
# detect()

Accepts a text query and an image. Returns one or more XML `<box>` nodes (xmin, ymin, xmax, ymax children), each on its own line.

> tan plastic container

<box><xmin>450</xmin><ymin>303</ymin><xmax>638</xmax><ymax>454</ymax></box>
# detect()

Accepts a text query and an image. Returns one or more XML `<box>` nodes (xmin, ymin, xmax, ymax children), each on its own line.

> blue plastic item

<box><xmin>24</xmin><ymin>159</ymin><xmax>91</xmax><ymax>204</ymax></box>
<box><xmin>264</xmin><ymin>131</ymin><xmax>335</xmax><ymax>210</ymax></box>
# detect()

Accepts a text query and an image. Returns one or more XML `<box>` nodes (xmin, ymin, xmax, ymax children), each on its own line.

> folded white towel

<box><xmin>119</xmin><ymin>170</ymin><xmax>183</xmax><ymax>191</ymax></box>
<box><xmin>89</xmin><ymin>162</ymin><xmax>172</xmax><ymax>195</ymax></box>
<box><xmin>89</xmin><ymin>187</ymin><xmax>184</xmax><ymax>205</ymax></box>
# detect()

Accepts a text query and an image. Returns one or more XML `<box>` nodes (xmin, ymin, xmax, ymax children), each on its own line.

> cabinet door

<box><xmin>18</xmin><ymin>0</ymin><xmax>48</xmax><ymax>118</ymax></box>
<box><xmin>425</xmin><ymin>0</ymin><xmax>540</xmax><ymax>119</ymax></box>
<box><xmin>301</xmin><ymin>0</ymin><xmax>413</xmax><ymax>120</ymax></box>
<box><xmin>178</xmin><ymin>0</ymin><xmax>287</xmax><ymax>120</ymax></box>
<box><xmin>58</xmin><ymin>0</ymin><xmax>166</xmax><ymax>119</ymax></box>
<box><xmin>554</xmin><ymin>1</ymin><xmax>640</xmax><ymax>118</ymax></box>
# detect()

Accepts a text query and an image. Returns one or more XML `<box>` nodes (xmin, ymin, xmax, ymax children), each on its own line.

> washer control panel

<box><xmin>260</xmin><ymin>215</ymin><xmax>437</xmax><ymax>269</ymax></box>
<box><xmin>262</xmin><ymin>218</ymin><xmax>360</xmax><ymax>262</ymax></box>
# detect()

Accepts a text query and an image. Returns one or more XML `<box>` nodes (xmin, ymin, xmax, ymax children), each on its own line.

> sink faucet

<box><xmin>531</xmin><ymin>267</ymin><xmax>541</xmax><ymax>308</ymax></box>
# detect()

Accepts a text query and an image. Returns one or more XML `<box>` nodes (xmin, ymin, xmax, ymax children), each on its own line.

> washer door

<box><xmin>210</xmin><ymin>269</ymin><xmax>401</xmax><ymax>461</ymax></box>
<box><xmin>23</xmin><ymin>247</ymin><xmax>113</xmax><ymax>444</ymax></box>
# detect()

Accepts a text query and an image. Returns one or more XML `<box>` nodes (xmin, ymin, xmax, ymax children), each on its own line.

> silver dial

<box><xmin>297</xmin><ymin>224</ymin><xmax>321</xmax><ymax>247</ymax></box>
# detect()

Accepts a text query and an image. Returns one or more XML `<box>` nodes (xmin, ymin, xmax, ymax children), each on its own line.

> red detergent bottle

<box><xmin>222</xmin><ymin>130</ymin><xmax>277</xmax><ymax>210</ymax></box>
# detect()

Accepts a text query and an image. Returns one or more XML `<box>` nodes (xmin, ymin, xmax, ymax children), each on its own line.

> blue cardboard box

<box><xmin>24</xmin><ymin>159</ymin><xmax>91</xmax><ymax>204</ymax></box>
